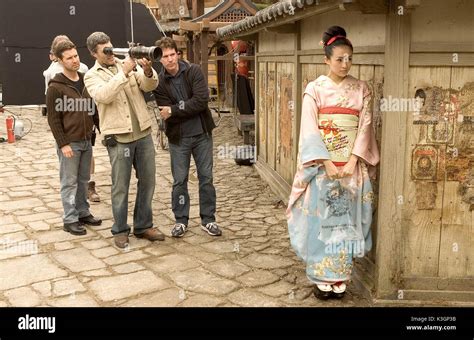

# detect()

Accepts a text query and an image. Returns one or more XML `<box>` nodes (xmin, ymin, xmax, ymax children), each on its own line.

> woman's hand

<box><xmin>323</xmin><ymin>160</ymin><xmax>339</xmax><ymax>180</ymax></box>
<box><xmin>339</xmin><ymin>155</ymin><xmax>358</xmax><ymax>177</ymax></box>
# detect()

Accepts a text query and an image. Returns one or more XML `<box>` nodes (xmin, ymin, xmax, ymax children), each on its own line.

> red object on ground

<box><xmin>6</xmin><ymin>115</ymin><xmax>15</xmax><ymax>143</ymax></box>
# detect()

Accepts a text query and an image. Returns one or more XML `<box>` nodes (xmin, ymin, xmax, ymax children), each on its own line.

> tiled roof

<box><xmin>217</xmin><ymin>0</ymin><xmax>330</xmax><ymax>39</ymax></box>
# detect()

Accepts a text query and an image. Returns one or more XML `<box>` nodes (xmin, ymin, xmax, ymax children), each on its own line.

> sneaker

<box><xmin>200</xmin><ymin>222</ymin><xmax>222</xmax><ymax>236</ymax></box>
<box><xmin>171</xmin><ymin>223</ymin><xmax>188</xmax><ymax>238</ymax></box>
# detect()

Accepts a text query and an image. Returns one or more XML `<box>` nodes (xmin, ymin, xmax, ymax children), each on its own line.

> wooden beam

<box><xmin>256</xmin><ymin>51</ymin><xmax>294</xmax><ymax>57</ymax></box>
<box><xmin>179</xmin><ymin>19</ymin><xmax>232</xmax><ymax>32</ymax></box>
<box><xmin>256</xmin><ymin>56</ymin><xmax>295</xmax><ymax>63</ymax></box>
<box><xmin>409</xmin><ymin>53</ymin><xmax>474</xmax><ymax>66</ymax></box>
<box><xmin>298</xmin><ymin>45</ymin><xmax>385</xmax><ymax>55</ymax></box>
<box><xmin>411</xmin><ymin>42</ymin><xmax>474</xmax><ymax>53</ymax></box>
<box><xmin>374</xmin><ymin>0</ymin><xmax>411</xmax><ymax>300</ymax></box>
<box><xmin>179</xmin><ymin>19</ymin><xmax>201</xmax><ymax>32</ymax></box>
<box><xmin>299</xmin><ymin>53</ymin><xmax>385</xmax><ymax>65</ymax></box>
<box><xmin>172</xmin><ymin>34</ymin><xmax>187</xmax><ymax>42</ymax></box>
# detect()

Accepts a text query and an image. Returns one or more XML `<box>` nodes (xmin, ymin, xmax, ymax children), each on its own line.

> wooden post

<box><xmin>201</xmin><ymin>20</ymin><xmax>209</xmax><ymax>85</ymax></box>
<box><xmin>193</xmin><ymin>33</ymin><xmax>201</xmax><ymax>65</ymax></box>
<box><xmin>192</xmin><ymin>0</ymin><xmax>204</xmax><ymax>19</ymax></box>
<box><xmin>190</xmin><ymin>0</ymin><xmax>204</xmax><ymax>65</ymax></box>
<box><xmin>293</xmin><ymin>21</ymin><xmax>301</xmax><ymax>177</ymax></box>
<box><xmin>374</xmin><ymin>0</ymin><xmax>411</xmax><ymax>299</ymax></box>
<box><xmin>186</xmin><ymin>32</ymin><xmax>194</xmax><ymax>62</ymax></box>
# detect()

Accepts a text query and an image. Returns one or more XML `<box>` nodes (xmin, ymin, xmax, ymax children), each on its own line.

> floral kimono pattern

<box><xmin>286</xmin><ymin>75</ymin><xmax>380</xmax><ymax>285</ymax></box>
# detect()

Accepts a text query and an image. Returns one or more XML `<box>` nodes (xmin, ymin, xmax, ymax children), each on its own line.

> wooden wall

<box><xmin>399</xmin><ymin>0</ymin><xmax>474</xmax><ymax>297</ymax></box>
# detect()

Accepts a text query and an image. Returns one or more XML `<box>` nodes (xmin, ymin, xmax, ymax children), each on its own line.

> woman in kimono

<box><xmin>286</xmin><ymin>26</ymin><xmax>380</xmax><ymax>300</ymax></box>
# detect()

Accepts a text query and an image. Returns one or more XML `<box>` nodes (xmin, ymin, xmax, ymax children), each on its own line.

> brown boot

<box><xmin>88</xmin><ymin>181</ymin><xmax>100</xmax><ymax>202</ymax></box>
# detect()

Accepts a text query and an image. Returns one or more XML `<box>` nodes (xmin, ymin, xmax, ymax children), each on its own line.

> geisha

<box><xmin>286</xmin><ymin>26</ymin><xmax>380</xmax><ymax>300</ymax></box>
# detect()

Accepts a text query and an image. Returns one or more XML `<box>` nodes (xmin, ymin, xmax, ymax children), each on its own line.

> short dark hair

<box><xmin>54</xmin><ymin>40</ymin><xmax>77</xmax><ymax>59</ymax></box>
<box><xmin>155</xmin><ymin>37</ymin><xmax>178</xmax><ymax>53</ymax></box>
<box><xmin>50</xmin><ymin>35</ymin><xmax>70</xmax><ymax>54</ymax></box>
<box><xmin>87</xmin><ymin>32</ymin><xmax>111</xmax><ymax>54</ymax></box>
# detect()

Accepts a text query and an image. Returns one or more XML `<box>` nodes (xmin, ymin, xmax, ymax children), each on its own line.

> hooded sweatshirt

<box><xmin>46</xmin><ymin>72</ymin><xmax>97</xmax><ymax>147</ymax></box>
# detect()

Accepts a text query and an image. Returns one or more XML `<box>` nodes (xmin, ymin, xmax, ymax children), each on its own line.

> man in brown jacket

<box><xmin>46</xmin><ymin>40</ymin><xmax>102</xmax><ymax>236</ymax></box>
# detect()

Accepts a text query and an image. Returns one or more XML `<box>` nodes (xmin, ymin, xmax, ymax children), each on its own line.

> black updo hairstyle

<box><xmin>322</xmin><ymin>26</ymin><xmax>353</xmax><ymax>58</ymax></box>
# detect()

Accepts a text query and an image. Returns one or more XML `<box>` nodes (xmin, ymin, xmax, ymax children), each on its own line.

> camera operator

<box><xmin>84</xmin><ymin>32</ymin><xmax>163</xmax><ymax>248</ymax></box>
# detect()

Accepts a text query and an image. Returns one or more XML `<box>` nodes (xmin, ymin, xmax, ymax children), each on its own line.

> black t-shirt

<box><xmin>69</xmin><ymin>77</ymin><xmax>85</xmax><ymax>95</ymax></box>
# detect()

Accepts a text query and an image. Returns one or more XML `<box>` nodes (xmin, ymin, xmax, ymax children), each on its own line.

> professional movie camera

<box><xmin>103</xmin><ymin>45</ymin><xmax>162</xmax><ymax>61</ymax></box>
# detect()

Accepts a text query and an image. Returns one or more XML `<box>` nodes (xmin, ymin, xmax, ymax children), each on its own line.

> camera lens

<box><xmin>103</xmin><ymin>47</ymin><xmax>113</xmax><ymax>55</ymax></box>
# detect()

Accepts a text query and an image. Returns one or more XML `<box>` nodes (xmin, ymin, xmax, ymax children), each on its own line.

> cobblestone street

<box><xmin>0</xmin><ymin>106</ymin><xmax>371</xmax><ymax>307</ymax></box>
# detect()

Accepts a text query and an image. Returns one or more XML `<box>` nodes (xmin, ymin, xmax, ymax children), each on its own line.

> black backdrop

<box><xmin>0</xmin><ymin>0</ymin><xmax>164</xmax><ymax>105</ymax></box>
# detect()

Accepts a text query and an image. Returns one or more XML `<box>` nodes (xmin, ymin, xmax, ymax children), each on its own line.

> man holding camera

<box><xmin>154</xmin><ymin>37</ymin><xmax>221</xmax><ymax>238</ymax></box>
<box><xmin>84</xmin><ymin>32</ymin><xmax>163</xmax><ymax>248</ymax></box>
<box><xmin>46</xmin><ymin>40</ymin><xmax>102</xmax><ymax>236</ymax></box>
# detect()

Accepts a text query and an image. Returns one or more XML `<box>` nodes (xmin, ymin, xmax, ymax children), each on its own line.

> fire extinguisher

<box><xmin>6</xmin><ymin>115</ymin><xmax>15</xmax><ymax>143</ymax></box>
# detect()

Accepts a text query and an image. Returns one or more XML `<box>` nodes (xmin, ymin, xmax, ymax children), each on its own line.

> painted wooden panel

<box><xmin>404</xmin><ymin>67</ymin><xmax>451</xmax><ymax>277</ymax></box>
<box><xmin>276</xmin><ymin>63</ymin><xmax>295</xmax><ymax>184</ymax></box>
<box><xmin>266</xmin><ymin>62</ymin><xmax>277</xmax><ymax>170</ymax></box>
<box><xmin>438</xmin><ymin>67</ymin><xmax>474</xmax><ymax>278</ymax></box>
<box><xmin>258</xmin><ymin>62</ymin><xmax>267</xmax><ymax>163</ymax></box>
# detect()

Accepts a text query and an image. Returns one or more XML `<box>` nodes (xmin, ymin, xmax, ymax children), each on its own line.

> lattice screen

<box><xmin>215</xmin><ymin>9</ymin><xmax>250</xmax><ymax>22</ymax></box>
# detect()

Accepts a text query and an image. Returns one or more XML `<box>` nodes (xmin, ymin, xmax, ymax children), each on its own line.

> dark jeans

<box><xmin>169</xmin><ymin>133</ymin><xmax>216</xmax><ymax>225</ymax></box>
<box><xmin>57</xmin><ymin>140</ymin><xmax>92</xmax><ymax>224</ymax></box>
<box><xmin>106</xmin><ymin>134</ymin><xmax>155</xmax><ymax>235</ymax></box>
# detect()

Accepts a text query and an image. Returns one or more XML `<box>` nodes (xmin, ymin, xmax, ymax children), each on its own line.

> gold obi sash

<box><xmin>318</xmin><ymin>107</ymin><xmax>359</xmax><ymax>166</ymax></box>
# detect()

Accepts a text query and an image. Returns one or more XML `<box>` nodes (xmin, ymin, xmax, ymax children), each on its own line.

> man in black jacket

<box><xmin>154</xmin><ymin>37</ymin><xmax>221</xmax><ymax>238</ymax></box>
<box><xmin>46</xmin><ymin>40</ymin><xmax>101</xmax><ymax>235</ymax></box>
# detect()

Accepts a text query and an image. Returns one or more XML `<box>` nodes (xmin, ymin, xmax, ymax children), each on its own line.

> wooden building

<box><xmin>179</xmin><ymin>0</ymin><xmax>258</xmax><ymax>108</ymax></box>
<box><xmin>217</xmin><ymin>0</ymin><xmax>474</xmax><ymax>304</ymax></box>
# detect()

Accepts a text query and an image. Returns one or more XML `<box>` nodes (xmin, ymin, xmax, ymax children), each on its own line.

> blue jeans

<box><xmin>169</xmin><ymin>133</ymin><xmax>216</xmax><ymax>225</ymax></box>
<box><xmin>57</xmin><ymin>140</ymin><xmax>92</xmax><ymax>224</ymax></box>
<box><xmin>107</xmin><ymin>134</ymin><xmax>156</xmax><ymax>235</ymax></box>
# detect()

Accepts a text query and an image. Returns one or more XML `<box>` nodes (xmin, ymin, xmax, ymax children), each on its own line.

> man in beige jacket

<box><xmin>84</xmin><ymin>32</ymin><xmax>163</xmax><ymax>248</ymax></box>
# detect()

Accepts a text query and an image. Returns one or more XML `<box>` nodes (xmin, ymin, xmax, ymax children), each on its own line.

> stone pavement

<box><xmin>0</xmin><ymin>106</ymin><xmax>371</xmax><ymax>307</ymax></box>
